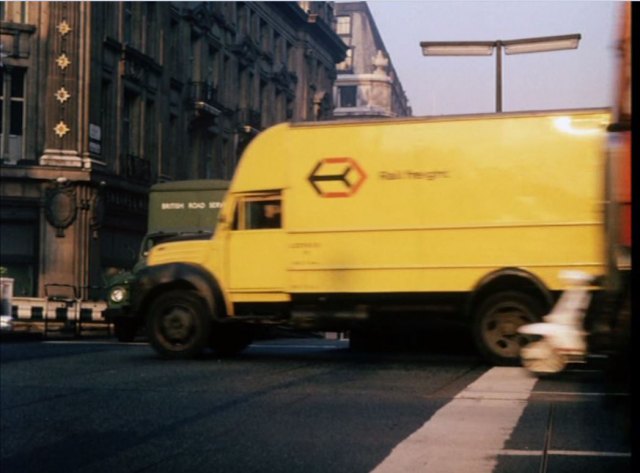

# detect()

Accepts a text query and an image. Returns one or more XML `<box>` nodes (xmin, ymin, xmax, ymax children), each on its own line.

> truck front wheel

<box><xmin>472</xmin><ymin>291</ymin><xmax>544</xmax><ymax>366</ymax></box>
<box><xmin>147</xmin><ymin>290</ymin><xmax>211</xmax><ymax>359</ymax></box>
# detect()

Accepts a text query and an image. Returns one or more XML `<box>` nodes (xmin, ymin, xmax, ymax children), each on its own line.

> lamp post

<box><xmin>420</xmin><ymin>34</ymin><xmax>581</xmax><ymax>112</ymax></box>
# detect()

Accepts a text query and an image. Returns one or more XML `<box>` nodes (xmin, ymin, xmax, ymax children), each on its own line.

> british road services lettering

<box><xmin>161</xmin><ymin>201</ymin><xmax>223</xmax><ymax>210</ymax></box>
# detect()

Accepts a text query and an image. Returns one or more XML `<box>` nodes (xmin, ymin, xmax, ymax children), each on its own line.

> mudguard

<box><xmin>131</xmin><ymin>263</ymin><xmax>228</xmax><ymax>321</ymax></box>
<box><xmin>468</xmin><ymin>267</ymin><xmax>554</xmax><ymax>316</ymax></box>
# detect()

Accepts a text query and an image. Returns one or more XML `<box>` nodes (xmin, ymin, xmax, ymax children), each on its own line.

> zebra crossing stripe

<box><xmin>371</xmin><ymin>367</ymin><xmax>537</xmax><ymax>473</ymax></box>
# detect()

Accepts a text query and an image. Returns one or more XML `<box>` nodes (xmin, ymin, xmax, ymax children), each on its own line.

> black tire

<box><xmin>472</xmin><ymin>291</ymin><xmax>545</xmax><ymax>366</ymax></box>
<box><xmin>147</xmin><ymin>289</ymin><xmax>211</xmax><ymax>359</ymax></box>
<box><xmin>114</xmin><ymin>318</ymin><xmax>137</xmax><ymax>343</ymax></box>
<box><xmin>210</xmin><ymin>324</ymin><xmax>253</xmax><ymax>357</ymax></box>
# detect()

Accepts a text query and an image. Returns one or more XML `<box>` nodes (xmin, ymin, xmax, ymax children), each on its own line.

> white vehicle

<box><xmin>518</xmin><ymin>271</ymin><xmax>595</xmax><ymax>374</ymax></box>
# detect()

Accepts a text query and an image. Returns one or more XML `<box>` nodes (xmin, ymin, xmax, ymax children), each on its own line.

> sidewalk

<box><xmin>0</xmin><ymin>320</ymin><xmax>113</xmax><ymax>342</ymax></box>
<box><xmin>496</xmin><ymin>362</ymin><xmax>632</xmax><ymax>473</ymax></box>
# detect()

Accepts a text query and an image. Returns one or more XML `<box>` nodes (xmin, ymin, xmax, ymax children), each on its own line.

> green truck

<box><xmin>105</xmin><ymin>179</ymin><xmax>229</xmax><ymax>341</ymax></box>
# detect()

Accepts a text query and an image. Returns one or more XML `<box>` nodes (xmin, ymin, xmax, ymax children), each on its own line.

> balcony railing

<box><xmin>189</xmin><ymin>82</ymin><xmax>223</xmax><ymax>117</ymax></box>
<box><xmin>189</xmin><ymin>81</ymin><xmax>218</xmax><ymax>105</ymax></box>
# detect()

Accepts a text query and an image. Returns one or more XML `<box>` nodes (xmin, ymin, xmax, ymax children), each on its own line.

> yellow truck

<box><xmin>124</xmin><ymin>108</ymin><xmax>610</xmax><ymax>364</ymax></box>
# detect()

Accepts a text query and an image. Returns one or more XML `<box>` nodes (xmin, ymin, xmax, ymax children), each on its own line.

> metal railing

<box><xmin>189</xmin><ymin>81</ymin><xmax>218</xmax><ymax>106</ymax></box>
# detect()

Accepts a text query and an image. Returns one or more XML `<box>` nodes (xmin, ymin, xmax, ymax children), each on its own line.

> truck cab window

<box><xmin>233</xmin><ymin>193</ymin><xmax>282</xmax><ymax>230</ymax></box>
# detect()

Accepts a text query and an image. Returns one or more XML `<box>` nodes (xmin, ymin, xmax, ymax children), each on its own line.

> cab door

<box><xmin>226</xmin><ymin>191</ymin><xmax>287</xmax><ymax>299</ymax></box>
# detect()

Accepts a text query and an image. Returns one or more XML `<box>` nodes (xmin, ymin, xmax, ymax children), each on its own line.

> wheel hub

<box><xmin>484</xmin><ymin>306</ymin><xmax>535</xmax><ymax>357</ymax></box>
<box><xmin>161</xmin><ymin>307</ymin><xmax>193</xmax><ymax>342</ymax></box>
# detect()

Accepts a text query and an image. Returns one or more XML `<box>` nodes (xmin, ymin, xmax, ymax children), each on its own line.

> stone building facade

<box><xmin>0</xmin><ymin>1</ymin><xmax>346</xmax><ymax>301</ymax></box>
<box><xmin>333</xmin><ymin>2</ymin><xmax>411</xmax><ymax>118</ymax></box>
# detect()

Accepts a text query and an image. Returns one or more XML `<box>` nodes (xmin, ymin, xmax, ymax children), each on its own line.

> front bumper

<box><xmin>104</xmin><ymin>306</ymin><xmax>133</xmax><ymax>322</ymax></box>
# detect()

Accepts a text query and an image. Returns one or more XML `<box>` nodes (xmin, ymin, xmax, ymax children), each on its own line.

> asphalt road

<box><xmin>0</xmin><ymin>333</ymin><xmax>632</xmax><ymax>473</ymax></box>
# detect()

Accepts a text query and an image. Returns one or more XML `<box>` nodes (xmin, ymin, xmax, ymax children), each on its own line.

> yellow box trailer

<box><xmin>124</xmin><ymin>108</ymin><xmax>610</xmax><ymax>364</ymax></box>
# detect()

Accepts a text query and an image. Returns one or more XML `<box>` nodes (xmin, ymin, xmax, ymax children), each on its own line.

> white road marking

<box><xmin>371</xmin><ymin>367</ymin><xmax>537</xmax><ymax>473</ymax></box>
<box><xmin>532</xmin><ymin>391</ymin><xmax>629</xmax><ymax>398</ymax></box>
<box><xmin>500</xmin><ymin>449</ymin><xmax>631</xmax><ymax>458</ymax></box>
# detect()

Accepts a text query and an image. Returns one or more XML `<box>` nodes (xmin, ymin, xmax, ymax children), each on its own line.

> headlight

<box><xmin>109</xmin><ymin>286</ymin><xmax>127</xmax><ymax>303</ymax></box>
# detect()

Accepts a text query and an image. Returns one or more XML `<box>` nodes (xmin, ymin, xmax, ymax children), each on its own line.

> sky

<box><xmin>358</xmin><ymin>0</ymin><xmax>622</xmax><ymax>116</ymax></box>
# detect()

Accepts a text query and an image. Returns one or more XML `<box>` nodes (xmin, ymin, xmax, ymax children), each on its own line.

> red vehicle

<box><xmin>519</xmin><ymin>3</ymin><xmax>631</xmax><ymax>374</ymax></box>
<box><xmin>600</xmin><ymin>0</ymin><xmax>631</xmax><ymax>362</ymax></box>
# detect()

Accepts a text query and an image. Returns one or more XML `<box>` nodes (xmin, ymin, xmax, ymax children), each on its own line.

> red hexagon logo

<box><xmin>308</xmin><ymin>157</ymin><xmax>367</xmax><ymax>198</ymax></box>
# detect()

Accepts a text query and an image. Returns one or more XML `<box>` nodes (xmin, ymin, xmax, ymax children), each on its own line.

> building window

<box><xmin>336</xmin><ymin>16</ymin><xmax>351</xmax><ymax>36</ymax></box>
<box><xmin>144</xmin><ymin>2</ymin><xmax>157</xmax><ymax>59</ymax></box>
<box><xmin>144</xmin><ymin>99</ymin><xmax>156</xmax><ymax>164</ymax></box>
<box><xmin>260</xmin><ymin>20</ymin><xmax>270</xmax><ymax>52</ymax></box>
<box><xmin>123</xmin><ymin>2</ymin><xmax>133</xmax><ymax>45</ymax></box>
<box><xmin>223</xmin><ymin>55</ymin><xmax>233</xmax><ymax>100</ymax></box>
<box><xmin>286</xmin><ymin>41</ymin><xmax>294</xmax><ymax>71</ymax></box>
<box><xmin>338</xmin><ymin>85</ymin><xmax>357</xmax><ymax>108</ymax></box>
<box><xmin>122</xmin><ymin>90</ymin><xmax>141</xmax><ymax>158</ymax></box>
<box><xmin>191</xmin><ymin>34</ymin><xmax>203</xmax><ymax>82</ymax></box>
<box><xmin>205</xmin><ymin>136</ymin><xmax>222</xmax><ymax>179</ymax></box>
<box><xmin>274</xmin><ymin>32</ymin><xmax>283</xmax><ymax>64</ymax></box>
<box><xmin>103</xmin><ymin>3</ymin><xmax>117</xmax><ymax>39</ymax></box>
<box><xmin>238</xmin><ymin>3</ymin><xmax>248</xmax><ymax>35</ymax></box>
<box><xmin>1</xmin><ymin>67</ymin><xmax>26</xmax><ymax>164</ymax></box>
<box><xmin>223</xmin><ymin>3</ymin><xmax>236</xmax><ymax>26</ymax></box>
<box><xmin>1</xmin><ymin>2</ymin><xmax>28</xmax><ymax>23</ymax></box>
<box><xmin>240</xmin><ymin>71</ymin><xmax>254</xmax><ymax>110</ymax></box>
<box><xmin>260</xmin><ymin>80</ymin><xmax>269</xmax><ymax>127</ymax></box>
<box><xmin>224</xmin><ymin>137</ymin><xmax>234</xmax><ymax>178</ymax></box>
<box><xmin>169</xmin><ymin>17</ymin><xmax>180</xmax><ymax>74</ymax></box>
<box><xmin>163</xmin><ymin>113</ymin><xmax>177</xmax><ymax>177</ymax></box>
<box><xmin>208</xmin><ymin>45</ymin><xmax>219</xmax><ymax>87</ymax></box>
<box><xmin>286</xmin><ymin>97</ymin><xmax>294</xmax><ymax>120</ymax></box>
<box><xmin>99</xmin><ymin>79</ymin><xmax>112</xmax><ymax>162</ymax></box>
<box><xmin>0</xmin><ymin>207</ymin><xmax>39</xmax><ymax>297</ymax></box>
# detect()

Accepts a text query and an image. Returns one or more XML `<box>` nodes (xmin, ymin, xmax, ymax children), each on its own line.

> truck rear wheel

<box><xmin>147</xmin><ymin>289</ymin><xmax>211</xmax><ymax>359</ymax></box>
<box><xmin>473</xmin><ymin>291</ymin><xmax>544</xmax><ymax>366</ymax></box>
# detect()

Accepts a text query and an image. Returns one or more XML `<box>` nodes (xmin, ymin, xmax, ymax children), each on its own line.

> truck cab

<box><xmin>106</xmin><ymin>179</ymin><xmax>228</xmax><ymax>341</ymax></box>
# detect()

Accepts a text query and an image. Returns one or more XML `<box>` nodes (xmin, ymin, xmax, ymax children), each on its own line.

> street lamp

<box><xmin>420</xmin><ymin>34</ymin><xmax>581</xmax><ymax>112</ymax></box>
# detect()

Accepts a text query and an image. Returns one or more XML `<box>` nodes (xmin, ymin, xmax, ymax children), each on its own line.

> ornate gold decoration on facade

<box><xmin>56</xmin><ymin>54</ymin><xmax>71</xmax><ymax>70</ymax></box>
<box><xmin>54</xmin><ymin>121</ymin><xmax>70</xmax><ymax>138</ymax></box>
<box><xmin>55</xmin><ymin>87</ymin><xmax>71</xmax><ymax>103</ymax></box>
<box><xmin>57</xmin><ymin>20</ymin><xmax>72</xmax><ymax>36</ymax></box>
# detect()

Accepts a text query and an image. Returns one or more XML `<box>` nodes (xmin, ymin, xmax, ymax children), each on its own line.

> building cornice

<box><xmin>306</xmin><ymin>13</ymin><xmax>348</xmax><ymax>63</ymax></box>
